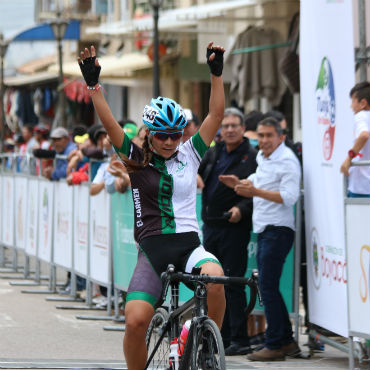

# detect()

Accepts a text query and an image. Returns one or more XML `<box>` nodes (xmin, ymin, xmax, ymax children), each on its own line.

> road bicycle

<box><xmin>145</xmin><ymin>264</ymin><xmax>261</xmax><ymax>370</ymax></box>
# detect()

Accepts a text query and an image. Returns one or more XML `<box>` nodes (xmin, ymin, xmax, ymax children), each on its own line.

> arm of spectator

<box><xmin>235</xmin><ymin>179</ymin><xmax>283</xmax><ymax>203</ymax></box>
<box><xmin>227</xmin><ymin>206</ymin><xmax>242</xmax><ymax>223</ymax></box>
<box><xmin>218</xmin><ymin>174</ymin><xmax>241</xmax><ymax>189</ymax></box>
<box><xmin>90</xmin><ymin>182</ymin><xmax>105</xmax><ymax>195</ymax></box>
<box><xmin>51</xmin><ymin>160</ymin><xmax>68</xmax><ymax>181</ymax></box>
<box><xmin>67</xmin><ymin>152</ymin><xmax>83</xmax><ymax>175</ymax></box>
<box><xmin>82</xmin><ymin>146</ymin><xmax>105</xmax><ymax>159</ymax></box>
<box><xmin>114</xmin><ymin>174</ymin><xmax>130</xmax><ymax>194</ymax></box>
<box><xmin>90</xmin><ymin>162</ymin><xmax>107</xmax><ymax>195</ymax></box>
<box><xmin>42</xmin><ymin>165</ymin><xmax>53</xmax><ymax>180</ymax></box>
<box><xmin>235</xmin><ymin>197</ymin><xmax>253</xmax><ymax>221</ymax></box>
<box><xmin>197</xmin><ymin>174</ymin><xmax>205</xmax><ymax>189</ymax></box>
<box><xmin>108</xmin><ymin>160</ymin><xmax>127</xmax><ymax>177</ymax></box>
<box><xmin>340</xmin><ymin>130</ymin><xmax>370</xmax><ymax>176</ymax></box>
<box><xmin>67</xmin><ymin>149</ymin><xmax>78</xmax><ymax>161</ymax></box>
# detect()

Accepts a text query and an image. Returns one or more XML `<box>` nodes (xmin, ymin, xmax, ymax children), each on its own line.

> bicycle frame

<box><xmin>145</xmin><ymin>265</ymin><xmax>261</xmax><ymax>369</ymax></box>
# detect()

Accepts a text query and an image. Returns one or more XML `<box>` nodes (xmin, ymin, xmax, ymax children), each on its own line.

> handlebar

<box><xmin>160</xmin><ymin>264</ymin><xmax>262</xmax><ymax>317</ymax></box>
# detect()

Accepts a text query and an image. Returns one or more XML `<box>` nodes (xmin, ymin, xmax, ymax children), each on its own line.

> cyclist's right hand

<box><xmin>78</xmin><ymin>45</ymin><xmax>101</xmax><ymax>87</ymax></box>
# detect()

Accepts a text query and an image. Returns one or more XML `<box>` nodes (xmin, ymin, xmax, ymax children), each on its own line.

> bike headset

<box><xmin>142</xmin><ymin>97</ymin><xmax>188</xmax><ymax>155</ymax></box>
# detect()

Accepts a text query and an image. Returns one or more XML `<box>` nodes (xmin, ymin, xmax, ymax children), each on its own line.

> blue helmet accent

<box><xmin>142</xmin><ymin>96</ymin><xmax>188</xmax><ymax>131</ymax></box>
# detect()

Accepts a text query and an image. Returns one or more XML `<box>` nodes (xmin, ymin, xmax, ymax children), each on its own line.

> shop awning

<box><xmin>12</xmin><ymin>20</ymin><xmax>80</xmax><ymax>41</ymax></box>
<box><xmin>4</xmin><ymin>72</ymin><xmax>59</xmax><ymax>87</ymax></box>
<box><xmin>86</xmin><ymin>0</ymin><xmax>262</xmax><ymax>35</ymax></box>
<box><xmin>48</xmin><ymin>53</ymin><xmax>153</xmax><ymax>78</ymax></box>
<box><xmin>17</xmin><ymin>55</ymin><xmax>58</xmax><ymax>74</ymax></box>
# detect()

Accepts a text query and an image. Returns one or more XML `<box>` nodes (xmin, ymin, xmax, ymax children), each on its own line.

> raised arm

<box><xmin>198</xmin><ymin>42</ymin><xmax>225</xmax><ymax>146</ymax></box>
<box><xmin>78</xmin><ymin>46</ymin><xmax>124</xmax><ymax>149</ymax></box>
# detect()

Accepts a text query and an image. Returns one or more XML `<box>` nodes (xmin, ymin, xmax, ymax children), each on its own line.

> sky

<box><xmin>0</xmin><ymin>0</ymin><xmax>56</xmax><ymax>75</ymax></box>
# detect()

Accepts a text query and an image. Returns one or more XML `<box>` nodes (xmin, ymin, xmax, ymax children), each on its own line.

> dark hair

<box><xmin>119</xmin><ymin>119</ymin><xmax>138</xmax><ymax>128</ymax></box>
<box><xmin>87</xmin><ymin>123</ymin><xmax>103</xmax><ymax>145</ymax></box>
<box><xmin>263</xmin><ymin>110</ymin><xmax>285</xmax><ymax>123</ymax></box>
<box><xmin>72</xmin><ymin>124</ymin><xmax>88</xmax><ymax>138</ymax></box>
<box><xmin>117</xmin><ymin>134</ymin><xmax>153</xmax><ymax>173</ymax></box>
<box><xmin>257</xmin><ymin>117</ymin><xmax>283</xmax><ymax>136</ymax></box>
<box><xmin>350</xmin><ymin>81</ymin><xmax>370</xmax><ymax>106</ymax></box>
<box><xmin>224</xmin><ymin>107</ymin><xmax>245</xmax><ymax>125</ymax></box>
<box><xmin>190</xmin><ymin>112</ymin><xmax>200</xmax><ymax>127</ymax></box>
<box><xmin>245</xmin><ymin>110</ymin><xmax>264</xmax><ymax>132</ymax></box>
<box><xmin>22</xmin><ymin>124</ymin><xmax>34</xmax><ymax>133</ymax></box>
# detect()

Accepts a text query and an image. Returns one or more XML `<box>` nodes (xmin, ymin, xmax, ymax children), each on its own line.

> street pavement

<box><xmin>0</xmin><ymin>257</ymin><xmax>356</xmax><ymax>370</ymax></box>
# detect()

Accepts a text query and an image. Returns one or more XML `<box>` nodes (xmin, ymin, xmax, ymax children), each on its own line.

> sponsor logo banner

<box><xmin>301</xmin><ymin>0</ymin><xmax>355</xmax><ymax>336</ymax></box>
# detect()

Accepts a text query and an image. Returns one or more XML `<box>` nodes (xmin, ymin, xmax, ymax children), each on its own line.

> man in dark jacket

<box><xmin>198</xmin><ymin>107</ymin><xmax>257</xmax><ymax>355</ymax></box>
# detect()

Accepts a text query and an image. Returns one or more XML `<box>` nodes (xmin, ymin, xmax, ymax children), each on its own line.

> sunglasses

<box><xmin>150</xmin><ymin>130</ymin><xmax>183</xmax><ymax>141</ymax></box>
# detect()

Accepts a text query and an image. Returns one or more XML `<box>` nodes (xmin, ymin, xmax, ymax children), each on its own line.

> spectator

<box><xmin>42</xmin><ymin>127</ymin><xmax>77</xmax><ymax>181</ymax></box>
<box><xmin>244</xmin><ymin>110</ymin><xmax>264</xmax><ymax>148</ymax></box>
<box><xmin>340</xmin><ymin>81</ymin><xmax>370</xmax><ymax>197</ymax></box>
<box><xmin>131</xmin><ymin>126</ymin><xmax>146</xmax><ymax>148</ymax></box>
<box><xmin>263</xmin><ymin>110</ymin><xmax>302</xmax><ymax>164</ymax></box>
<box><xmin>198</xmin><ymin>107</ymin><xmax>257</xmax><ymax>356</ymax></box>
<box><xmin>66</xmin><ymin>133</ymin><xmax>90</xmax><ymax>186</ymax></box>
<box><xmin>182</xmin><ymin>109</ymin><xmax>201</xmax><ymax>143</ymax></box>
<box><xmin>34</xmin><ymin>123</ymin><xmax>51</xmax><ymax>149</ymax></box>
<box><xmin>19</xmin><ymin>124</ymin><xmax>38</xmax><ymax>173</ymax></box>
<box><xmin>220</xmin><ymin>117</ymin><xmax>301</xmax><ymax>361</ymax></box>
<box><xmin>90</xmin><ymin>137</ymin><xmax>130</xmax><ymax>195</ymax></box>
<box><xmin>20</xmin><ymin>124</ymin><xmax>38</xmax><ymax>154</ymax></box>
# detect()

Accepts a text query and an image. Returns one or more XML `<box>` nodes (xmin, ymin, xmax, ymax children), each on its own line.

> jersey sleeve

<box><xmin>113</xmin><ymin>132</ymin><xmax>132</xmax><ymax>157</ymax></box>
<box><xmin>190</xmin><ymin>132</ymin><xmax>209</xmax><ymax>160</ymax></box>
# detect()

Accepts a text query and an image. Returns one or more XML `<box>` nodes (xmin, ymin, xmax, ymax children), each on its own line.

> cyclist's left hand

<box><xmin>228</xmin><ymin>206</ymin><xmax>242</xmax><ymax>223</ymax></box>
<box><xmin>206</xmin><ymin>42</ymin><xmax>225</xmax><ymax>76</ymax></box>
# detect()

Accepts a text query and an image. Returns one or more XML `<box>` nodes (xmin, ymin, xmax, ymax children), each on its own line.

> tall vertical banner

<box><xmin>345</xmin><ymin>204</ymin><xmax>370</xmax><ymax>337</ymax></box>
<box><xmin>300</xmin><ymin>0</ymin><xmax>355</xmax><ymax>336</ymax></box>
<box><xmin>53</xmin><ymin>183</ymin><xmax>73</xmax><ymax>269</ymax></box>
<box><xmin>2</xmin><ymin>176</ymin><xmax>14</xmax><ymax>247</ymax></box>
<box><xmin>73</xmin><ymin>185</ymin><xmax>89</xmax><ymax>276</ymax></box>
<box><xmin>15</xmin><ymin>177</ymin><xmax>28</xmax><ymax>250</ymax></box>
<box><xmin>26</xmin><ymin>179</ymin><xmax>39</xmax><ymax>257</ymax></box>
<box><xmin>90</xmin><ymin>191</ymin><xmax>111</xmax><ymax>285</ymax></box>
<box><xmin>38</xmin><ymin>180</ymin><xmax>54</xmax><ymax>263</ymax></box>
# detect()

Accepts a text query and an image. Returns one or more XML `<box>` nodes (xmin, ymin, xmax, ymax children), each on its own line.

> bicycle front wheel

<box><xmin>191</xmin><ymin>319</ymin><xmax>225</xmax><ymax>370</ymax></box>
<box><xmin>145</xmin><ymin>307</ymin><xmax>170</xmax><ymax>370</ymax></box>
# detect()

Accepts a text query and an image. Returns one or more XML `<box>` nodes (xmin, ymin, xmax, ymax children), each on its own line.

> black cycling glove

<box><xmin>79</xmin><ymin>56</ymin><xmax>101</xmax><ymax>87</ymax></box>
<box><xmin>206</xmin><ymin>47</ymin><xmax>224</xmax><ymax>77</ymax></box>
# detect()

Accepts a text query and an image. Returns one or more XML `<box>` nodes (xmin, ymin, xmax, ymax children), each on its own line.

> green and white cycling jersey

<box><xmin>114</xmin><ymin>132</ymin><xmax>208</xmax><ymax>243</ymax></box>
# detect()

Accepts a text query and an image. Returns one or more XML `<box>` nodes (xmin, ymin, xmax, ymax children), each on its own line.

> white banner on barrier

<box><xmin>0</xmin><ymin>175</ymin><xmax>2</xmax><ymax>244</ymax></box>
<box><xmin>301</xmin><ymin>0</ymin><xmax>355</xmax><ymax>336</ymax></box>
<box><xmin>2</xmin><ymin>176</ymin><xmax>14</xmax><ymax>247</ymax></box>
<box><xmin>15</xmin><ymin>177</ymin><xmax>28</xmax><ymax>250</ymax></box>
<box><xmin>73</xmin><ymin>186</ymin><xmax>89</xmax><ymax>276</ymax></box>
<box><xmin>25</xmin><ymin>179</ymin><xmax>39</xmax><ymax>257</ymax></box>
<box><xmin>53</xmin><ymin>182</ymin><xmax>73</xmax><ymax>269</ymax></box>
<box><xmin>38</xmin><ymin>181</ymin><xmax>54</xmax><ymax>263</ymax></box>
<box><xmin>89</xmin><ymin>190</ymin><xmax>110</xmax><ymax>284</ymax></box>
<box><xmin>346</xmin><ymin>203</ymin><xmax>370</xmax><ymax>337</ymax></box>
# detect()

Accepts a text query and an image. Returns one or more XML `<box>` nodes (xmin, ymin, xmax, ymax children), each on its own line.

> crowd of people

<box><xmin>1</xmin><ymin>40</ymin><xmax>369</xmax><ymax>368</ymax></box>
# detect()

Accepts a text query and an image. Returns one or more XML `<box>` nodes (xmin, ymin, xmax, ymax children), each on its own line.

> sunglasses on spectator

<box><xmin>150</xmin><ymin>130</ymin><xmax>183</xmax><ymax>141</ymax></box>
<box><xmin>221</xmin><ymin>123</ymin><xmax>241</xmax><ymax>130</ymax></box>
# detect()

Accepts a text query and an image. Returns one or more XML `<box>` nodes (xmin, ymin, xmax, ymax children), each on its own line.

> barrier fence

<box><xmin>0</xmin><ymin>153</ymin><xmax>301</xmax><ymax>336</ymax></box>
<box><xmin>343</xmin><ymin>160</ymin><xmax>370</xmax><ymax>369</ymax></box>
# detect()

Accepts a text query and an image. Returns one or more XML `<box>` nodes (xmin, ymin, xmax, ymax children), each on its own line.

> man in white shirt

<box><xmin>340</xmin><ymin>81</ymin><xmax>370</xmax><ymax>197</ymax></box>
<box><xmin>220</xmin><ymin>117</ymin><xmax>301</xmax><ymax>361</ymax></box>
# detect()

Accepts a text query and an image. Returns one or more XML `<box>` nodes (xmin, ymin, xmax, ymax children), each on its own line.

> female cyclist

<box><xmin>78</xmin><ymin>42</ymin><xmax>226</xmax><ymax>370</ymax></box>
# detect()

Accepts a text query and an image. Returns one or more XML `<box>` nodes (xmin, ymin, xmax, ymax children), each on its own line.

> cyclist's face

<box><xmin>147</xmin><ymin>129</ymin><xmax>182</xmax><ymax>158</ymax></box>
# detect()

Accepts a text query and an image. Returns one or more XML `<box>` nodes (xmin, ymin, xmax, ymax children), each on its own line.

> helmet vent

<box><xmin>167</xmin><ymin>106</ymin><xmax>173</xmax><ymax>123</ymax></box>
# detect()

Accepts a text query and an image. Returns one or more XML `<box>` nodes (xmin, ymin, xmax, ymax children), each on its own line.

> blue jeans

<box><xmin>257</xmin><ymin>226</ymin><xmax>294</xmax><ymax>349</ymax></box>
